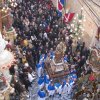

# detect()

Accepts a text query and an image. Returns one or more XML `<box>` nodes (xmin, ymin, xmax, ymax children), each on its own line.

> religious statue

<box><xmin>54</xmin><ymin>41</ymin><xmax>66</xmax><ymax>63</ymax></box>
<box><xmin>45</xmin><ymin>40</ymin><xmax>69</xmax><ymax>78</ymax></box>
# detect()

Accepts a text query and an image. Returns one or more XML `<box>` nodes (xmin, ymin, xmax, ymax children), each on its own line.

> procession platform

<box><xmin>45</xmin><ymin>62</ymin><xmax>69</xmax><ymax>79</ymax></box>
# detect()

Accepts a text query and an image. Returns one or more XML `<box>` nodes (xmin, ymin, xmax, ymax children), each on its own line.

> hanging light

<box><xmin>67</xmin><ymin>25</ymin><xmax>70</xmax><ymax>29</ymax></box>
<box><xmin>70</xmin><ymin>35</ymin><xmax>73</xmax><ymax>38</ymax></box>
<box><xmin>78</xmin><ymin>37</ymin><xmax>81</xmax><ymax>40</ymax></box>
<box><xmin>81</xmin><ymin>7</ymin><xmax>84</xmax><ymax>10</ymax></box>
<box><xmin>76</xmin><ymin>33</ymin><xmax>78</xmax><ymax>36</ymax></box>
<box><xmin>75</xmin><ymin>28</ymin><xmax>77</xmax><ymax>31</ymax></box>
<box><xmin>79</xmin><ymin>26</ymin><xmax>82</xmax><ymax>29</ymax></box>
<box><xmin>71</xmin><ymin>24</ymin><xmax>74</xmax><ymax>28</ymax></box>
<box><xmin>82</xmin><ymin>28</ymin><xmax>85</xmax><ymax>31</ymax></box>
<box><xmin>13</xmin><ymin>4</ymin><xmax>17</xmax><ymax>8</ymax></box>
<box><xmin>83</xmin><ymin>19</ymin><xmax>86</xmax><ymax>22</ymax></box>
<box><xmin>74</xmin><ymin>17</ymin><xmax>76</xmax><ymax>20</ymax></box>
<box><xmin>15</xmin><ymin>2</ymin><xmax>17</xmax><ymax>6</ymax></box>
<box><xmin>4</xmin><ymin>10</ymin><xmax>7</xmax><ymax>13</ymax></box>
<box><xmin>76</xmin><ymin>14</ymin><xmax>78</xmax><ymax>17</ymax></box>
<box><xmin>66</xmin><ymin>36</ymin><xmax>69</xmax><ymax>40</ymax></box>
<box><xmin>79</xmin><ymin>20</ymin><xmax>82</xmax><ymax>23</ymax></box>
<box><xmin>2</xmin><ymin>7</ymin><xmax>5</xmax><ymax>11</ymax></box>
<box><xmin>1</xmin><ymin>9</ymin><xmax>4</xmax><ymax>12</ymax></box>
<box><xmin>70</xmin><ymin>29</ymin><xmax>73</xmax><ymax>32</ymax></box>
<box><xmin>11</xmin><ymin>3</ymin><xmax>14</xmax><ymax>7</ymax></box>
<box><xmin>9</xmin><ymin>0</ymin><xmax>18</xmax><ymax>7</ymax></box>
<box><xmin>82</xmin><ymin>34</ymin><xmax>84</xmax><ymax>36</ymax></box>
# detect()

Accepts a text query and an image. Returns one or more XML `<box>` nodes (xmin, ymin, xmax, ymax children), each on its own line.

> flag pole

<box><xmin>62</xmin><ymin>0</ymin><xmax>66</xmax><ymax>25</ymax></box>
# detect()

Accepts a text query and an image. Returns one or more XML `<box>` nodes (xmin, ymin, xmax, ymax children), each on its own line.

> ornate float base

<box><xmin>45</xmin><ymin>62</ymin><xmax>69</xmax><ymax>79</ymax></box>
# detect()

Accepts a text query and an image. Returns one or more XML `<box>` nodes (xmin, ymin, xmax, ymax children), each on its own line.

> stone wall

<box><xmin>71</xmin><ymin>0</ymin><xmax>98</xmax><ymax>47</ymax></box>
<box><xmin>51</xmin><ymin>0</ymin><xmax>99</xmax><ymax>47</ymax></box>
<box><xmin>51</xmin><ymin>0</ymin><xmax>58</xmax><ymax>8</ymax></box>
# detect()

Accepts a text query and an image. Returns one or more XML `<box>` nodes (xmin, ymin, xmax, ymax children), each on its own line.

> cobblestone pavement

<box><xmin>27</xmin><ymin>78</ymin><xmax>72</xmax><ymax>100</ymax></box>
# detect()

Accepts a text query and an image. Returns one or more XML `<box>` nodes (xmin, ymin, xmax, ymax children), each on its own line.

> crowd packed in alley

<box><xmin>7</xmin><ymin>0</ymin><xmax>93</xmax><ymax>100</ymax></box>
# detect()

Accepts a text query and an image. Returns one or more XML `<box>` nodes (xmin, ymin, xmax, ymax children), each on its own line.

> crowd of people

<box><xmin>7</xmin><ymin>0</ymin><xmax>93</xmax><ymax>99</ymax></box>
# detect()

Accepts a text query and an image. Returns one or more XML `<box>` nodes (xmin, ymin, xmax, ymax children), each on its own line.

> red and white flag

<box><xmin>64</xmin><ymin>13</ymin><xmax>75</xmax><ymax>23</ymax></box>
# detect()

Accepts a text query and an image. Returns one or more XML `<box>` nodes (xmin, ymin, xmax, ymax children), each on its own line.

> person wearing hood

<box><xmin>54</xmin><ymin>82</ymin><xmax>62</xmax><ymax>96</ymax></box>
<box><xmin>36</xmin><ymin>63</ymin><xmax>43</xmax><ymax>77</ymax></box>
<box><xmin>47</xmin><ymin>82</ymin><xmax>55</xmax><ymax>97</ymax></box>
<box><xmin>38</xmin><ymin>88</ymin><xmax>46</xmax><ymax>100</ymax></box>
<box><xmin>62</xmin><ymin>79</ymin><xmax>71</xmax><ymax>96</ymax></box>
<box><xmin>61</xmin><ymin>80</ymin><xmax>67</xmax><ymax>96</ymax></box>
<box><xmin>44</xmin><ymin>74</ymin><xmax>50</xmax><ymax>91</ymax></box>
<box><xmin>38</xmin><ymin>77</ymin><xmax>44</xmax><ymax>89</ymax></box>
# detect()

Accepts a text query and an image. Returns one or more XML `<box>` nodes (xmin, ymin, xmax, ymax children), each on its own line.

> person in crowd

<box><xmin>63</xmin><ymin>54</ymin><xmax>69</xmax><ymax>63</ymax></box>
<box><xmin>9</xmin><ymin>0</ymin><xmax>93</xmax><ymax>99</ymax></box>
<box><xmin>37</xmin><ymin>63</ymin><xmax>43</xmax><ymax>77</ymax></box>
<box><xmin>44</xmin><ymin>74</ymin><xmax>51</xmax><ymax>91</ymax></box>
<box><xmin>85</xmin><ymin>63</ymin><xmax>92</xmax><ymax>75</ymax></box>
<box><xmin>6</xmin><ymin>39</ymin><xmax>12</xmax><ymax>51</ymax></box>
<box><xmin>61</xmin><ymin>80</ymin><xmax>67</xmax><ymax>96</ymax></box>
<box><xmin>9</xmin><ymin>65</ymin><xmax>15</xmax><ymax>75</ymax></box>
<box><xmin>47</xmin><ymin>82</ymin><xmax>55</xmax><ymax>97</ymax></box>
<box><xmin>55</xmin><ymin>82</ymin><xmax>62</xmax><ymax>96</ymax></box>
<box><xmin>66</xmin><ymin>79</ymin><xmax>72</xmax><ymax>95</ymax></box>
<box><xmin>38</xmin><ymin>77</ymin><xmax>44</xmax><ymax>90</ymax></box>
<box><xmin>27</xmin><ymin>72</ymin><xmax>35</xmax><ymax>85</ymax></box>
<box><xmin>38</xmin><ymin>88</ymin><xmax>46</xmax><ymax>100</ymax></box>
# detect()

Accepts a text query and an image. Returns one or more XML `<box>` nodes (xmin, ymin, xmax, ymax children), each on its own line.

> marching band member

<box><xmin>38</xmin><ymin>77</ymin><xmax>44</xmax><ymax>89</ymax></box>
<box><xmin>38</xmin><ymin>89</ymin><xmax>46</xmax><ymax>100</ymax></box>
<box><xmin>47</xmin><ymin>82</ymin><xmax>55</xmax><ymax>97</ymax></box>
